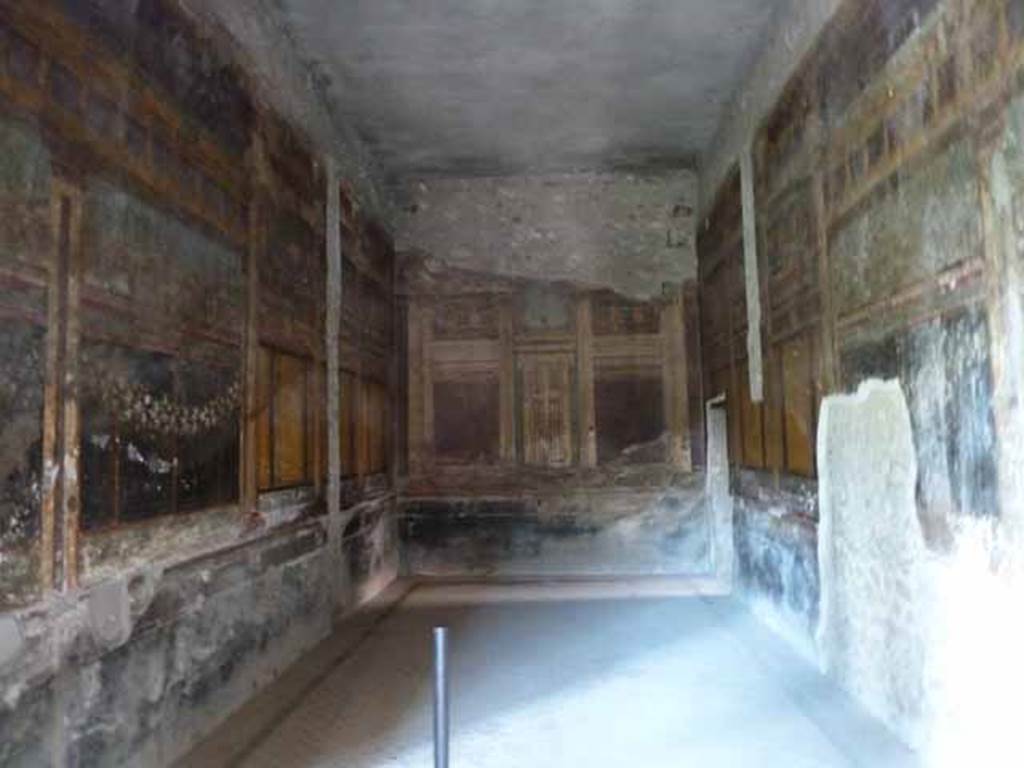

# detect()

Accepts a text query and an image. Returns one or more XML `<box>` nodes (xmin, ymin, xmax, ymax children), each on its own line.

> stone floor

<box><xmin>185</xmin><ymin>581</ymin><xmax>919</xmax><ymax>768</ymax></box>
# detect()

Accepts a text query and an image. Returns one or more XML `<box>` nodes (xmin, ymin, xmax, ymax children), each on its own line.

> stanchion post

<box><xmin>433</xmin><ymin>626</ymin><xmax>449</xmax><ymax>768</ymax></box>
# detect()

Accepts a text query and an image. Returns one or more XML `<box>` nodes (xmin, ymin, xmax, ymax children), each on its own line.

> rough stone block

<box><xmin>817</xmin><ymin>378</ymin><xmax>926</xmax><ymax>743</ymax></box>
<box><xmin>87</xmin><ymin>579</ymin><xmax>132</xmax><ymax>650</ymax></box>
<box><xmin>0</xmin><ymin>615</ymin><xmax>23</xmax><ymax>670</ymax></box>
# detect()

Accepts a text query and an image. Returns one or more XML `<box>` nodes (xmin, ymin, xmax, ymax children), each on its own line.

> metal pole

<box><xmin>433</xmin><ymin>626</ymin><xmax>449</xmax><ymax>768</ymax></box>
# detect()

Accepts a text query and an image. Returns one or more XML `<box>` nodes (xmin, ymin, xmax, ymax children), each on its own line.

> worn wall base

<box><xmin>400</xmin><ymin>474</ymin><xmax>711</xmax><ymax>579</ymax></box>
<box><xmin>0</xmin><ymin>496</ymin><xmax>398</xmax><ymax>767</ymax></box>
<box><xmin>734</xmin><ymin>499</ymin><xmax>819</xmax><ymax>659</ymax></box>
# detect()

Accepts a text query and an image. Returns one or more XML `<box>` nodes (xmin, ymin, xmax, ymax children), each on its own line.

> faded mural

<box><xmin>0</xmin><ymin>2</ymin><xmax>398</xmax><ymax>766</ymax></box>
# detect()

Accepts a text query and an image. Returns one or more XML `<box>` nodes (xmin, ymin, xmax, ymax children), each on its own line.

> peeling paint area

<box><xmin>395</xmin><ymin>170</ymin><xmax>697</xmax><ymax>299</ymax></box>
<box><xmin>733</xmin><ymin>492</ymin><xmax>819</xmax><ymax>650</ymax></box>
<box><xmin>840</xmin><ymin>308</ymin><xmax>999</xmax><ymax>545</ymax></box>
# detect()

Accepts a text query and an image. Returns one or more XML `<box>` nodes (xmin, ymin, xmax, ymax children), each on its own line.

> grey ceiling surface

<box><xmin>274</xmin><ymin>0</ymin><xmax>782</xmax><ymax>175</ymax></box>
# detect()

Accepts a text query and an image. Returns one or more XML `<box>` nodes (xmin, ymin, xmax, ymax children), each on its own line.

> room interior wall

<box><xmin>396</xmin><ymin>255</ymin><xmax>712</xmax><ymax>579</ymax></box>
<box><xmin>697</xmin><ymin>0</ymin><xmax>1024</xmax><ymax>752</ymax></box>
<box><xmin>394</xmin><ymin>169</ymin><xmax>698</xmax><ymax>301</ymax></box>
<box><xmin>0</xmin><ymin>1</ymin><xmax>400</xmax><ymax>764</ymax></box>
<box><xmin>5</xmin><ymin>0</ymin><xmax>1024</xmax><ymax>763</ymax></box>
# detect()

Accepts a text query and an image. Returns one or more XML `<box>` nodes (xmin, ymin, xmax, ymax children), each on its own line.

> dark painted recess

<box><xmin>433</xmin><ymin>378</ymin><xmax>500</xmax><ymax>463</ymax></box>
<box><xmin>594</xmin><ymin>376</ymin><xmax>663</xmax><ymax>463</ymax></box>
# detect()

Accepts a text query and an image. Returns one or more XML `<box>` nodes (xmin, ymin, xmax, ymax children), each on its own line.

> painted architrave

<box><xmin>661</xmin><ymin>289</ymin><xmax>691</xmax><ymax>468</ymax></box>
<box><xmin>241</xmin><ymin>146</ymin><xmax>266</xmax><ymax>519</ymax></box>
<box><xmin>326</xmin><ymin>161</ymin><xmax>341</xmax><ymax>517</ymax></box>
<box><xmin>41</xmin><ymin>173</ymin><xmax>83</xmax><ymax>590</ymax></box>
<box><xmin>575</xmin><ymin>294</ymin><xmax>597</xmax><ymax>467</ymax></box>
<box><xmin>499</xmin><ymin>299</ymin><xmax>517</xmax><ymax>462</ymax></box>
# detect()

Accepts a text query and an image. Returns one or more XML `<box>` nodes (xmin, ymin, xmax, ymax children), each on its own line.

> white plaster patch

<box><xmin>817</xmin><ymin>378</ymin><xmax>928</xmax><ymax>745</ymax></box>
<box><xmin>705</xmin><ymin>399</ymin><xmax>734</xmax><ymax>587</ymax></box>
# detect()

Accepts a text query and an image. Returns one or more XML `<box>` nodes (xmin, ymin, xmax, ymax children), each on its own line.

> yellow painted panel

<box><xmin>739</xmin><ymin>360</ymin><xmax>765</xmax><ymax>469</ymax></box>
<box><xmin>256</xmin><ymin>346</ymin><xmax>273</xmax><ymax>491</ymax></box>
<box><xmin>340</xmin><ymin>371</ymin><xmax>355</xmax><ymax>476</ymax></box>
<box><xmin>783</xmin><ymin>335</ymin><xmax>814</xmax><ymax>476</ymax></box>
<box><xmin>521</xmin><ymin>355</ymin><xmax>572</xmax><ymax>467</ymax></box>
<box><xmin>368</xmin><ymin>381</ymin><xmax>388</xmax><ymax>474</ymax></box>
<box><xmin>357</xmin><ymin>377</ymin><xmax>370</xmax><ymax>475</ymax></box>
<box><xmin>763</xmin><ymin>346</ymin><xmax>785</xmax><ymax>471</ymax></box>
<box><xmin>273</xmin><ymin>352</ymin><xmax>307</xmax><ymax>487</ymax></box>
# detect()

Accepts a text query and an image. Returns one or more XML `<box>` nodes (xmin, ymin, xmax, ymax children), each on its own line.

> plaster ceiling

<box><xmin>274</xmin><ymin>0</ymin><xmax>783</xmax><ymax>176</ymax></box>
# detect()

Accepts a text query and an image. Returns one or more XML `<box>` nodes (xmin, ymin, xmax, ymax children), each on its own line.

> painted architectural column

<box><xmin>575</xmin><ymin>295</ymin><xmax>597</xmax><ymax>467</ymax></box>
<box><xmin>661</xmin><ymin>290</ymin><xmax>691</xmax><ymax>470</ymax></box>
<box><xmin>499</xmin><ymin>299</ymin><xmax>517</xmax><ymax>462</ymax></box>
<box><xmin>240</xmin><ymin>136</ymin><xmax>267</xmax><ymax>520</ymax></box>
<box><xmin>406</xmin><ymin>303</ymin><xmax>430</xmax><ymax>475</ymax></box>
<box><xmin>41</xmin><ymin>170</ymin><xmax>84</xmax><ymax>591</ymax></box>
<box><xmin>325</xmin><ymin>158</ymin><xmax>342</xmax><ymax>519</ymax></box>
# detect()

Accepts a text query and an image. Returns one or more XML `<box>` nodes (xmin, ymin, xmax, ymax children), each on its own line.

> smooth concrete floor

<box><xmin>193</xmin><ymin>582</ymin><xmax>919</xmax><ymax>768</ymax></box>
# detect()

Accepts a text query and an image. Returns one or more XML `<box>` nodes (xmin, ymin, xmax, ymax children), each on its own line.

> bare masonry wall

<box><xmin>395</xmin><ymin>170</ymin><xmax>697</xmax><ymax>300</ymax></box>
